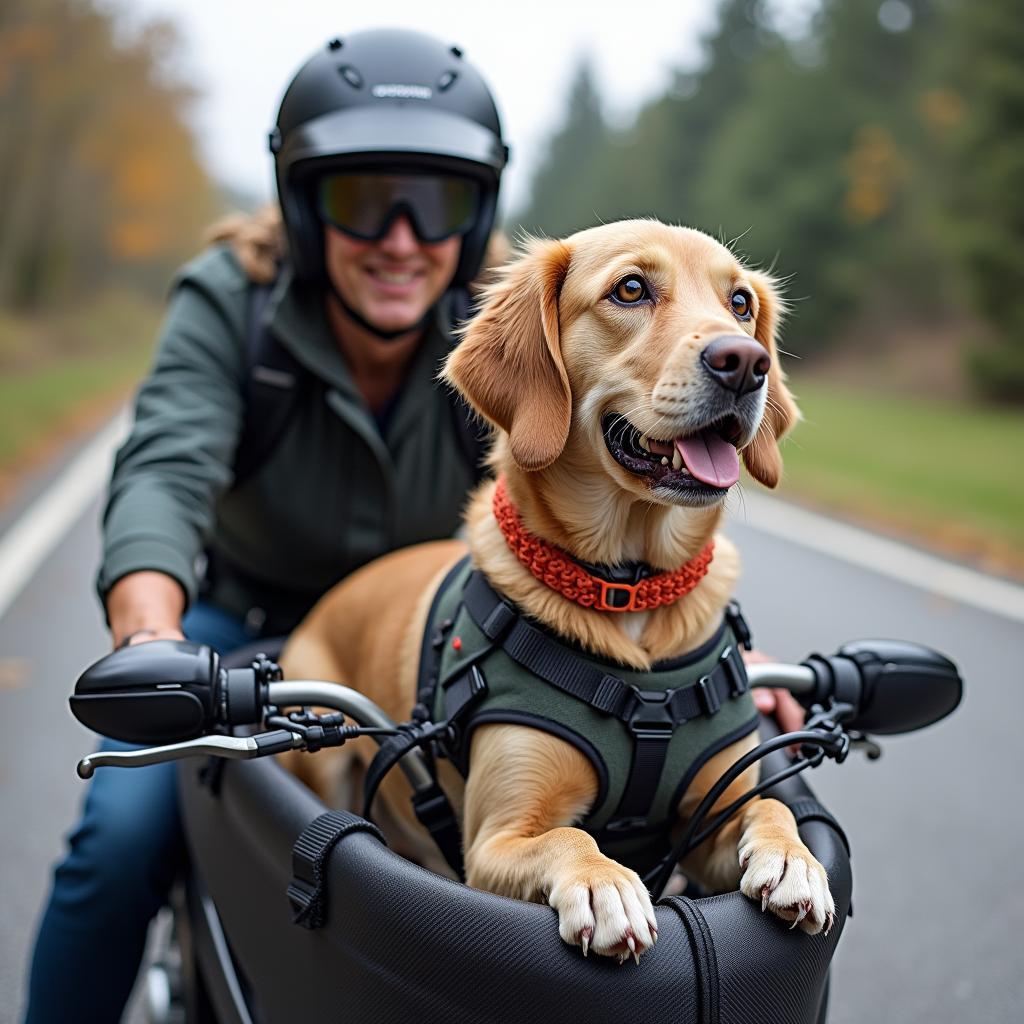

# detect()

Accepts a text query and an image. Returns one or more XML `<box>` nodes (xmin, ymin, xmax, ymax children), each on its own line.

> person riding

<box><xmin>24</xmin><ymin>28</ymin><xmax>508</xmax><ymax>1023</ymax></box>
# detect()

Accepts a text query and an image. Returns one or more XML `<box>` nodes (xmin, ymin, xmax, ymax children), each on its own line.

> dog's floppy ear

<box><xmin>742</xmin><ymin>271</ymin><xmax>800</xmax><ymax>488</ymax></box>
<box><xmin>444</xmin><ymin>237</ymin><xmax>573</xmax><ymax>471</ymax></box>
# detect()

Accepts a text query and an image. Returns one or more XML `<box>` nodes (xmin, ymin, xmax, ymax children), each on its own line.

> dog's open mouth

<box><xmin>601</xmin><ymin>412</ymin><xmax>743</xmax><ymax>494</ymax></box>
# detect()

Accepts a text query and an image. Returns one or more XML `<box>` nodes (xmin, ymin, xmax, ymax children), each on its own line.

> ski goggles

<box><xmin>316</xmin><ymin>172</ymin><xmax>481</xmax><ymax>243</ymax></box>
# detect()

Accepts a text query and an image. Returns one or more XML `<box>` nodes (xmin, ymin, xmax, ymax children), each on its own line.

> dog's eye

<box><xmin>611</xmin><ymin>276</ymin><xmax>650</xmax><ymax>305</ymax></box>
<box><xmin>730</xmin><ymin>289</ymin><xmax>753</xmax><ymax>321</ymax></box>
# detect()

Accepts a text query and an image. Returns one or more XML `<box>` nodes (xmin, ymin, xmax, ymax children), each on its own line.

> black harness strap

<box><xmin>288</xmin><ymin>810</ymin><xmax>385</xmax><ymax>929</ymax></box>
<box><xmin>460</xmin><ymin>570</ymin><xmax>749</xmax><ymax>825</ymax></box>
<box><xmin>462</xmin><ymin>572</ymin><xmax>634</xmax><ymax>717</ymax></box>
<box><xmin>233</xmin><ymin>281</ymin><xmax>310</xmax><ymax>488</ymax></box>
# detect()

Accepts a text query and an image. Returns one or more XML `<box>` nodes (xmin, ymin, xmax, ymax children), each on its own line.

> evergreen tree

<box><xmin>516</xmin><ymin>60</ymin><xmax>611</xmax><ymax>236</ymax></box>
<box><xmin>945</xmin><ymin>0</ymin><xmax>1024</xmax><ymax>401</ymax></box>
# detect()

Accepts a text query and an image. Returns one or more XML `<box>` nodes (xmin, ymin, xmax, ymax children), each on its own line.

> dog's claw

<box><xmin>633</xmin><ymin>950</ymin><xmax>640</xmax><ymax>965</ymax></box>
<box><xmin>824</xmin><ymin>912</ymin><xmax>835</xmax><ymax>937</ymax></box>
<box><xmin>626</xmin><ymin>935</ymin><xmax>636</xmax><ymax>954</ymax></box>
<box><xmin>788</xmin><ymin>901</ymin><xmax>810</xmax><ymax>930</ymax></box>
<box><xmin>580</xmin><ymin>928</ymin><xmax>592</xmax><ymax>958</ymax></box>
<box><xmin>761</xmin><ymin>885</ymin><xmax>771</xmax><ymax>912</ymax></box>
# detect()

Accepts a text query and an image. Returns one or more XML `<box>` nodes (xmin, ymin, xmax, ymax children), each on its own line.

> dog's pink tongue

<box><xmin>675</xmin><ymin>431</ymin><xmax>740</xmax><ymax>488</ymax></box>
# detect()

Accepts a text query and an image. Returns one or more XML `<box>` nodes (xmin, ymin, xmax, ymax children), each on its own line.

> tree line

<box><xmin>514</xmin><ymin>0</ymin><xmax>1023</xmax><ymax>403</ymax></box>
<box><xmin>0</xmin><ymin>0</ymin><xmax>218</xmax><ymax>313</ymax></box>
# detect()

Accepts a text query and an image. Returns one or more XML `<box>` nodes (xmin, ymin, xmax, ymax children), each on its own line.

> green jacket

<box><xmin>98</xmin><ymin>246</ymin><xmax>476</xmax><ymax>631</ymax></box>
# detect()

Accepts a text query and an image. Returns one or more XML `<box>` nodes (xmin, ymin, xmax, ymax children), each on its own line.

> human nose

<box><xmin>377</xmin><ymin>214</ymin><xmax>420</xmax><ymax>255</ymax></box>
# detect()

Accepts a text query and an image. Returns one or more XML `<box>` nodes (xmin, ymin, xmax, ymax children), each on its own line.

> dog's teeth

<box><xmin>671</xmin><ymin>448</ymin><xmax>683</xmax><ymax>471</ymax></box>
<box><xmin>660</xmin><ymin>456</ymin><xmax>668</xmax><ymax>466</ymax></box>
<box><xmin>639</xmin><ymin>433</ymin><xmax>650</xmax><ymax>452</ymax></box>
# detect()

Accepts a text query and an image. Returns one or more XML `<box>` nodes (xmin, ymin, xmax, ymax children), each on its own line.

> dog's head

<box><xmin>445</xmin><ymin>220</ymin><xmax>799</xmax><ymax>506</ymax></box>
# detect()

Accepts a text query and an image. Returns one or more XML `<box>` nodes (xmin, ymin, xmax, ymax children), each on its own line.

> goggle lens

<box><xmin>317</xmin><ymin>173</ymin><xmax>481</xmax><ymax>243</ymax></box>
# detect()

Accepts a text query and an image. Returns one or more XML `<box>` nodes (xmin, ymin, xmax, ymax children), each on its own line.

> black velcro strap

<box><xmin>786</xmin><ymin>797</ymin><xmax>851</xmax><ymax>857</ymax></box>
<box><xmin>288</xmin><ymin>811</ymin><xmax>384</xmax><ymax>929</ymax></box>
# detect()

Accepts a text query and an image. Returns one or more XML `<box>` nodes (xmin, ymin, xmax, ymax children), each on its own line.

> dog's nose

<box><xmin>700</xmin><ymin>336</ymin><xmax>771</xmax><ymax>395</ymax></box>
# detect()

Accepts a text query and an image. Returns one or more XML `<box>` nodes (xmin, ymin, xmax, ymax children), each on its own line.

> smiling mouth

<box><xmin>601</xmin><ymin>412</ymin><xmax>743</xmax><ymax>497</ymax></box>
<box><xmin>367</xmin><ymin>268</ymin><xmax>423</xmax><ymax>286</ymax></box>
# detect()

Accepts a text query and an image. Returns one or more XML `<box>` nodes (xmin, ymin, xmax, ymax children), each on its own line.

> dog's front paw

<box><xmin>738</xmin><ymin>836</ymin><xmax>835</xmax><ymax>935</ymax></box>
<box><xmin>547</xmin><ymin>857</ymin><xmax>658</xmax><ymax>962</ymax></box>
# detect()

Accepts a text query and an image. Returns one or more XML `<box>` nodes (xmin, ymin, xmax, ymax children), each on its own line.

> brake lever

<box><xmin>848</xmin><ymin>730</ymin><xmax>883</xmax><ymax>760</ymax></box>
<box><xmin>76</xmin><ymin>729</ymin><xmax>302</xmax><ymax>779</ymax></box>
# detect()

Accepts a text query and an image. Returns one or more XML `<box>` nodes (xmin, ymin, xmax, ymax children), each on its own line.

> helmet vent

<box><xmin>438</xmin><ymin>70</ymin><xmax>458</xmax><ymax>92</ymax></box>
<box><xmin>339</xmin><ymin>65</ymin><xmax>363</xmax><ymax>89</ymax></box>
<box><xmin>327</xmin><ymin>38</ymin><xmax>343</xmax><ymax>51</ymax></box>
<box><xmin>450</xmin><ymin>45</ymin><xmax>463</xmax><ymax>58</ymax></box>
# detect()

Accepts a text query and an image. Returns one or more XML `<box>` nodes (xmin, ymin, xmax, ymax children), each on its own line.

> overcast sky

<box><xmin>103</xmin><ymin>0</ymin><xmax>737</xmax><ymax>215</ymax></box>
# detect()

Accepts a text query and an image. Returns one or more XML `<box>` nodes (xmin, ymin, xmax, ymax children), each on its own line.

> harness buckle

<box><xmin>594</xmin><ymin>579</ymin><xmax>643</xmax><ymax>613</ymax></box>
<box><xmin>696</xmin><ymin>675</ymin><xmax>722</xmax><ymax>716</ymax></box>
<box><xmin>721</xmin><ymin>645</ymin><xmax>749</xmax><ymax>697</ymax></box>
<box><xmin>726</xmin><ymin>600</ymin><xmax>753</xmax><ymax>650</ymax></box>
<box><xmin>627</xmin><ymin>689</ymin><xmax>675</xmax><ymax>735</ymax></box>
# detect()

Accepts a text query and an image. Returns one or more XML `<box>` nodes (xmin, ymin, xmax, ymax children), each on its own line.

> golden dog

<box><xmin>280</xmin><ymin>219</ymin><xmax>835</xmax><ymax>962</ymax></box>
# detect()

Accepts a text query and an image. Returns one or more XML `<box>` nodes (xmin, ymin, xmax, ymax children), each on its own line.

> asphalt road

<box><xmin>0</xmin><ymin>470</ymin><xmax>1020</xmax><ymax>1022</ymax></box>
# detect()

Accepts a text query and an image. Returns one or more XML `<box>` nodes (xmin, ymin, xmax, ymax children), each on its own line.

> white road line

<box><xmin>0</xmin><ymin>411</ymin><xmax>128</xmax><ymax>623</ymax></box>
<box><xmin>730</xmin><ymin>489</ymin><xmax>1024</xmax><ymax>625</ymax></box>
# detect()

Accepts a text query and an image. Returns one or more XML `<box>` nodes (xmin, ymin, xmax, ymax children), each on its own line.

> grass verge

<box><xmin>778</xmin><ymin>379</ymin><xmax>1024</xmax><ymax>578</ymax></box>
<box><xmin>0</xmin><ymin>293</ymin><xmax>159</xmax><ymax>500</ymax></box>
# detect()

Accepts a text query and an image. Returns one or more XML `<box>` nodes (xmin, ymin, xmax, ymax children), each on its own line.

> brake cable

<box><xmin>645</xmin><ymin>703</ymin><xmax>855</xmax><ymax>898</ymax></box>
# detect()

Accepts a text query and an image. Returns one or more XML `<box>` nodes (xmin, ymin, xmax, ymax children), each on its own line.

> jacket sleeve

<box><xmin>96</xmin><ymin>249</ymin><xmax>248</xmax><ymax>612</ymax></box>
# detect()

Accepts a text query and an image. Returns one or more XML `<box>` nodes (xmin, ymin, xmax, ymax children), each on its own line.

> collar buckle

<box><xmin>594</xmin><ymin>578</ymin><xmax>643</xmax><ymax>612</ymax></box>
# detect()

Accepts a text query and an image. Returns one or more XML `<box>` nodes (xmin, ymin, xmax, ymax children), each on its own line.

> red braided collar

<box><xmin>492</xmin><ymin>477</ymin><xmax>714</xmax><ymax>613</ymax></box>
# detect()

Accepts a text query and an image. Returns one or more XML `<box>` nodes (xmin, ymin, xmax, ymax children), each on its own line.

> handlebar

<box><xmin>68</xmin><ymin>638</ymin><xmax>962</xmax><ymax>779</ymax></box>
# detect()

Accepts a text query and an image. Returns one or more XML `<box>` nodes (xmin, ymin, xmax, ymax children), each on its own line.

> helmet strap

<box><xmin>326</xmin><ymin>276</ymin><xmax>431</xmax><ymax>342</ymax></box>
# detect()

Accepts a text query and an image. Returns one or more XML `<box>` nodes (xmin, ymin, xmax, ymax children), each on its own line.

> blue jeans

<box><xmin>25</xmin><ymin>603</ymin><xmax>262</xmax><ymax>1024</ymax></box>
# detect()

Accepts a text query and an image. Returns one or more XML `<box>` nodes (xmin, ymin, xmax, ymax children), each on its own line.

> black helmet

<box><xmin>271</xmin><ymin>29</ymin><xmax>509</xmax><ymax>285</ymax></box>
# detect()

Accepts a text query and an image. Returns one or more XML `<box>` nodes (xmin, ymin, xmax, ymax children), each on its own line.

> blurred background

<box><xmin>1</xmin><ymin>0</ymin><xmax>1022</xmax><ymax>576</ymax></box>
<box><xmin>1</xmin><ymin>1</ymin><xmax>1021</xmax><ymax>1021</ymax></box>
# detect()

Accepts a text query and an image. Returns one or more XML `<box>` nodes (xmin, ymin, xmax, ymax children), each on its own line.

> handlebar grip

<box><xmin>801</xmin><ymin>640</ymin><xmax>962</xmax><ymax>735</ymax></box>
<box><xmin>70</xmin><ymin>641</ymin><xmax>276</xmax><ymax>745</ymax></box>
<box><xmin>70</xmin><ymin>640</ymin><xmax>222</xmax><ymax>745</ymax></box>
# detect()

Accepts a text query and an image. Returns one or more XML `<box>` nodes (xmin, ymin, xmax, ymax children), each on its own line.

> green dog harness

<box><xmin>416</xmin><ymin>557</ymin><xmax>758</xmax><ymax>873</ymax></box>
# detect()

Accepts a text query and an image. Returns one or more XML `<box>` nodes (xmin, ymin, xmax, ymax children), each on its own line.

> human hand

<box><xmin>117</xmin><ymin>627</ymin><xmax>186</xmax><ymax>649</ymax></box>
<box><xmin>107</xmin><ymin>571</ymin><xmax>186</xmax><ymax>651</ymax></box>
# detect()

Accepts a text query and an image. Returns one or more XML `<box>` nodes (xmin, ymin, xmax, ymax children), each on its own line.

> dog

<box><xmin>280</xmin><ymin>219</ymin><xmax>835</xmax><ymax>962</ymax></box>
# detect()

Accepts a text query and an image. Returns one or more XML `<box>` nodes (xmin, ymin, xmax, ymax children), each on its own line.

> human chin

<box><xmin>360</xmin><ymin>276</ymin><xmax>434</xmax><ymax>326</ymax></box>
